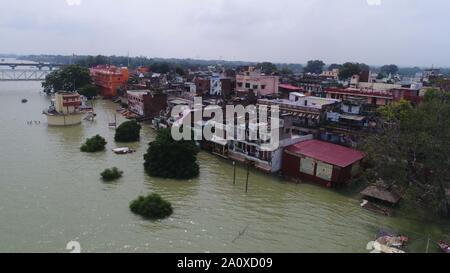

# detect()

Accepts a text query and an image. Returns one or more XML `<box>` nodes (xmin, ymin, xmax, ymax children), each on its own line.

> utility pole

<box><xmin>245</xmin><ymin>163</ymin><xmax>250</xmax><ymax>193</ymax></box>
<box><xmin>233</xmin><ymin>161</ymin><xmax>236</xmax><ymax>185</ymax></box>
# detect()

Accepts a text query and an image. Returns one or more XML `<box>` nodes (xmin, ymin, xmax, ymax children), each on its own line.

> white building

<box><xmin>127</xmin><ymin>90</ymin><xmax>148</xmax><ymax>116</ymax></box>
<box><xmin>210</xmin><ymin>74</ymin><xmax>222</xmax><ymax>96</ymax></box>
<box><xmin>43</xmin><ymin>92</ymin><xmax>83</xmax><ymax>126</ymax></box>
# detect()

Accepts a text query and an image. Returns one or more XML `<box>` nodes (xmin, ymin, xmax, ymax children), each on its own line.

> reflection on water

<box><xmin>0</xmin><ymin>81</ymin><xmax>449</xmax><ymax>253</ymax></box>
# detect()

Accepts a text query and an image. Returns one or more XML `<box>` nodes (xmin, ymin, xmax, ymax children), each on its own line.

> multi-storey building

<box><xmin>126</xmin><ymin>90</ymin><xmax>167</xmax><ymax>119</ymax></box>
<box><xmin>236</xmin><ymin>68</ymin><xmax>279</xmax><ymax>97</ymax></box>
<box><xmin>90</xmin><ymin>65</ymin><xmax>129</xmax><ymax>98</ymax></box>
<box><xmin>257</xmin><ymin>93</ymin><xmax>340</xmax><ymax>136</ymax></box>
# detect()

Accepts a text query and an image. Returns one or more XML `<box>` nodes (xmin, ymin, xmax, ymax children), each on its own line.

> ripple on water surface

<box><xmin>0</xmin><ymin>82</ymin><xmax>449</xmax><ymax>253</ymax></box>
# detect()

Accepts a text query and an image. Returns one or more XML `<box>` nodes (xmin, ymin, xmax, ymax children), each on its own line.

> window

<box><xmin>237</xmin><ymin>82</ymin><xmax>243</xmax><ymax>87</ymax></box>
<box><xmin>245</xmin><ymin>83</ymin><xmax>251</xmax><ymax>88</ymax></box>
<box><xmin>300</xmin><ymin>157</ymin><xmax>315</xmax><ymax>175</ymax></box>
<box><xmin>253</xmin><ymin>85</ymin><xmax>258</xmax><ymax>89</ymax></box>
<box><xmin>316</xmin><ymin>161</ymin><xmax>333</xmax><ymax>181</ymax></box>
<box><xmin>261</xmin><ymin>85</ymin><xmax>266</xmax><ymax>90</ymax></box>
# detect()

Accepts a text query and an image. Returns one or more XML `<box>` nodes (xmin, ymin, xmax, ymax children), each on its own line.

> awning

<box><xmin>340</xmin><ymin>114</ymin><xmax>366</xmax><ymax>121</ymax></box>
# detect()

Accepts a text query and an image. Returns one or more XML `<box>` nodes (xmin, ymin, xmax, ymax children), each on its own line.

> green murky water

<box><xmin>0</xmin><ymin>81</ymin><xmax>448</xmax><ymax>253</ymax></box>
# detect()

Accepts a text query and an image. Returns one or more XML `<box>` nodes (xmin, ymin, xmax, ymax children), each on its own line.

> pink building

<box><xmin>236</xmin><ymin>68</ymin><xmax>279</xmax><ymax>97</ymax></box>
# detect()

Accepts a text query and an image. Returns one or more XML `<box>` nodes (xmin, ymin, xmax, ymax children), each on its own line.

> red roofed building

<box><xmin>283</xmin><ymin>140</ymin><xmax>364</xmax><ymax>187</ymax></box>
<box><xmin>279</xmin><ymin>84</ymin><xmax>305</xmax><ymax>99</ymax></box>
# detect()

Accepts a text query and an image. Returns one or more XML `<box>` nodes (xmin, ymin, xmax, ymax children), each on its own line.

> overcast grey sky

<box><xmin>1</xmin><ymin>0</ymin><xmax>449</xmax><ymax>66</ymax></box>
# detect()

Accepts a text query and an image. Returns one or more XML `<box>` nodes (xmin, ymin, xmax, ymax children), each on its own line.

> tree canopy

<box><xmin>256</xmin><ymin>62</ymin><xmax>278</xmax><ymax>75</ymax></box>
<box><xmin>280</xmin><ymin>66</ymin><xmax>294</xmax><ymax>76</ymax></box>
<box><xmin>380</xmin><ymin>64</ymin><xmax>399</xmax><ymax>77</ymax></box>
<box><xmin>115</xmin><ymin>120</ymin><xmax>142</xmax><ymax>142</ymax></box>
<box><xmin>78</xmin><ymin>84</ymin><xmax>99</xmax><ymax>99</ymax></box>
<box><xmin>42</xmin><ymin>65</ymin><xmax>92</xmax><ymax>94</ymax></box>
<box><xmin>76</xmin><ymin>55</ymin><xmax>109</xmax><ymax>67</ymax></box>
<box><xmin>338</xmin><ymin>62</ymin><xmax>369</xmax><ymax>80</ymax></box>
<box><xmin>303</xmin><ymin>60</ymin><xmax>325</xmax><ymax>74</ymax></box>
<box><xmin>81</xmin><ymin>135</ymin><xmax>107</xmax><ymax>153</ymax></box>
<box><xmin>328</xmin><ymin>63</ymin><xmax>343</xmax><ymax>71</ymax></box>
<box><xmin>175</xmin><ymin>66</ymin><xmax>186</xmax><ymax>77</ymax></box>
<box><xmin>101</xmin><ymin>167</ymin><xmax>123</xmax><ymax>181</ymax></box>
<box><xmin>143</xmin><ymin>128</ymin><xmax>199</xmax><ymax>179</ymax></box>
<box><xmin>130</xmin><ymin>193</ymin><xmax>173</xmax><ymax>219</ymax></box>
<box><xmin>150</xmin><ymin>62</ymin><xmax>170</xmax><ymax>74</ymax></box>
<box><xmin>362</xmin><ymin>90</ymin><xmax>450</xmax><ymax>217</ymax></box>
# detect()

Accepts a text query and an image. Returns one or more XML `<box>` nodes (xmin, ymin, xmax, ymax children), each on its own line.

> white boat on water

<box><xmin>112</xmin><ymin>147</ymin><xmax>134</xmax><ymax>154</ymax></box>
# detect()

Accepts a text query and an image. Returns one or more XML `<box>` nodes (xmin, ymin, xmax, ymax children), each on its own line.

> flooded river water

<box><xmin>0</xmin><ymin>81</ymin><xmax>448</xmax><ymax>253</ymax></box>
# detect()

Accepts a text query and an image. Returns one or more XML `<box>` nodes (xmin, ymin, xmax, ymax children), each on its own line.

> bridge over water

<box><xmin>0</xmin><ymin>62</ymin><xmax>65</xmax><ymax>81</ymax></box>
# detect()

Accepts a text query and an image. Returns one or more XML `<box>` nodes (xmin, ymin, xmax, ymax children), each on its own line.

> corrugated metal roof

<box><xmin>285</xmin><ymin>140</ymin><xmax>364</xmax><ymax>168</ymax></box>
<box><xmin>361</xmin><ymin>186</ymin><xmax>401</xmax><ymax>204</ymax></box>
<box><xmin>279</xmin><ymin>84</ymin><xmax>304</xmax><ymax>91</ymax></box>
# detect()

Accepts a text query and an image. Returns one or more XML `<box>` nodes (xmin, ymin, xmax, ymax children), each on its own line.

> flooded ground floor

<box><xmin>0</xmin><ymin>81</ymin><xmax>448</xmax><ymax>253</ymax></box>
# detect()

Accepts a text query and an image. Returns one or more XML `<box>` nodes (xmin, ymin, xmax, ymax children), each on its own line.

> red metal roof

<box><xmin>286</xmin><ymin>140</ymin><xmax>364</xmax><ymax>168</ymax></box>
<box><xmin>279</xmin><ymin>84</ymin><xmax>304</xmax><ymax>91</ymax></box>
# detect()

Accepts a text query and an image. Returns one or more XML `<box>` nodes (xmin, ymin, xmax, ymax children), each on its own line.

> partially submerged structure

<box><xmin>360</xmin><ymin>185</ymin><xmax>402</xmax><ymax>216</ymax></box>
<box><xmin>361</xmin><ymin>186</ymin><xmax>402</xmax><ymax>205</ymax></box>
<box><xmin>282</xmin><ymin>140</ymin><xmax>364</xmax><ymax>187</ymax></box>
<box><xmin>43</xmin><ymin>92</ymin><xmax>83</xmax><ymax>126</ymax></box>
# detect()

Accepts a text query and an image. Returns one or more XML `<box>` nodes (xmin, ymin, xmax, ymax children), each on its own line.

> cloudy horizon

<box><xmin>1</xmin><ymin>0</ymin><xmax>449</xmax><ymax>67</ymax></box>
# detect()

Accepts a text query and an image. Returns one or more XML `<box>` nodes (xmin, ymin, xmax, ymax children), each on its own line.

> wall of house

<box><xmin>46</xmin><ymin>113</ymin><xmax>83</xmax><ymax>126</ymax></box>
<box><xmin>341</xmin><ymin>104</ymin><xmax>361</xmax><ymax>114</ymax></box>
<box><xmin>221</xmin><ymin>78</ymin><xmax>233</xmax><ymax>98</ymax></box>
<box><xmin>144</xmin><ymin>93</ymin><xmax>168</xmax><ymax>119</ymax></box>
<box><xmin>282</xmin><ymin>152</ymin><xmax>357</xmax><ymax>187</ymax></box>
<box><xmin>358</xmin><ymin>82</ymin><xmax>402</xmax><ymax>90</ymax></box>
<box><xmin>128</xmin><ymin>92</ymin><xmax>145</xmax><ymax>116</ymax></box>
<box><xmin>54</xmin><ymin>93</ymin><xmax>81</xmax><ymax>114</ymax></box>
<box><xmin>195</xmin><ymin>78</ymin><xmax>210</xmax><ymax>96</ymax></box>
<box><xmin>236</xmin><ymin>74</ymin><xmax>279</xmax><ymax>96</ymax></box>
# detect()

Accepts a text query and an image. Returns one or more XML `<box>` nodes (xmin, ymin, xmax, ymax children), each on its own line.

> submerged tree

<box><xmin>143</xmin><ymin>128</ymin><xmax>199</xmax><ymax>179</ymax></box>
<box><xmin>80</xmin><ymin>135</ymin><xmax>107</xmax><ymax>153</ymax></box>
<box><xmin>130</xmin><ymin>193</ymin><xmax>173</xmax><ymax>219</ymax></box>
<box><xmin>101</xmin><ymin>167</ymin><xmax>123</xmax><ymax>181</ymax></box>
<box><xmin>115</xmin><ymin>121</ymin><xmax>142</xmax><ymax>142</ymax></box>
<box><xmin>362</xmin><ymin>90</ymin><xmax>450</xmax><ymax>217</ymax></box>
